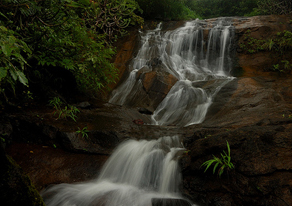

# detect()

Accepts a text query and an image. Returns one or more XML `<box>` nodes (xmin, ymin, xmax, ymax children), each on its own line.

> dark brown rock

<box><xmin>6</xmin><ymin>143</ymin><xmax>108</xmax><ymax>191</ymax></box>
<box><xmin>0</xmin><ymin>146</ymin><xmax>45</xmax><ymax>206</ymax></box>
<box><xmin>234</xmin><ymin>15</ymin><xmax>292</xmax><ymax>77</ymax></box>
<box><xmin>152</xmin><ymin>198</ymin><xmax>192</xmax><ymax>206</ymax></box>
<box><xmin>182</xmin><ymin>122</ymin><xmax>292</xmax><ymax>206</ymax></box>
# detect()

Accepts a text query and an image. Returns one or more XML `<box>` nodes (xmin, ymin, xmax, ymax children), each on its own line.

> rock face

<box><xmin>182</xmin><ymin>120</ymin><xmax>292</xmax><ymax>206</ymax></box>
<box><xmin>233</xmin><ymin>15</ymin><xmax>292</xmax><ymax>77</ymax></box>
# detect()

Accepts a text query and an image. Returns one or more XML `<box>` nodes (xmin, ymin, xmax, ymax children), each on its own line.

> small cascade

<box><xmin>109</xmin><ymin>19</ymin><xmax>235</xmax><ymax>127</ymax></box>
<box><xmin>41</xmin><ymin>136</ymin><xmax>194</xmax><ymax>206</ymax></box>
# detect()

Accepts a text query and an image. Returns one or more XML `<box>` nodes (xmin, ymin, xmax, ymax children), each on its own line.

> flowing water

<box><xmin>41</xmin><ymin>136</ymin><xmax>193</xmax><ymax>206</ymax></box>
<box><xmin>42</xmin><ymin>19</ymin><xmax>235</xmax><ymax>206</ymax></box>
<box><xmin>109</xmin><ymin>19</ymin><xmax>235</xmax><ymax>127</ymax></box>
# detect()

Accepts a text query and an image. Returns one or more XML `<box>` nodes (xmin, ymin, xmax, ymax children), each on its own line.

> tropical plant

<box><xmin>201</xmin><ymin>140</ymin><xmax>234</xmax><ymax>177</ymax></box>
<box><xmin>76</xmin><ymin>126</ymin><xmax>89</xmax><ymax>139</ymax></box>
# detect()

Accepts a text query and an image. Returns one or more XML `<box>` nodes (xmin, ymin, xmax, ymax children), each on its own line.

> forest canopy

<box><xmin>138</xmin><ymin>0</ymin><xmax>292</xmax><ymax>20</ymax></box>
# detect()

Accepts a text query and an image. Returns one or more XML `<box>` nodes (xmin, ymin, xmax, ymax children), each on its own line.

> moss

<box><xmin>0</xmin><ymin>154</ymin><xmax>45</xmax><ymax>206</ymax></box>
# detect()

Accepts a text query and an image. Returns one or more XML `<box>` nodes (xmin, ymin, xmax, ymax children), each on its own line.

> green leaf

<box><xmin>9</xmin><ymin>69</ymin><xmax>17</xmax><ymax>81</ymax></box>
<box><xmin>213</xmin><ymin>162</ymin><xmax>220</xmax><ymax>174</ymax></box>
<box><xmin>1</xmin><ymin>44</ymin><xmax>13</xmax><ymax>57</ymax></box>
<box><xmin>0</xmin><ymin>12</ymin><xmax>8</xmax><ymax>20</ymax></box>
<box><xmin>0</xmin><ymin>67</ymin><xmax>7</xmax><ymax>80</ymax></box>
<box><xmin>16</xmin><ymin>70</ymin><xmax>28</xmax><ymax>86</ymax></box>
<box><xmin>218</xmin><ymin>166</ymin><xmax>225</xmax><ymax>177</ymax></box>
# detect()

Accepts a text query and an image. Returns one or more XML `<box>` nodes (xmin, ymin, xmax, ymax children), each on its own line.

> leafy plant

<box><xmin>201</xmin><ymin>140</ymin><xmax>234</xmax><ymax>177</ymax></box>
<box><xmin>76</xmin><ymin>126</ymin><xmax>89</xmax><ymax>139</ymax></box>
<box><xmin>48</xmin><ymin>97</ymin><xmax>63</xmax><ymax>111</ymax></box>
<box><xmin>0</xmin><ymin>0</ymin><xmax>143</xmax><ymax>104</ymax></box>
<box><xmin>0</xmin><ymin>25</ymin><xmax>32</xmax><ymax>102</ymax></box>
<box><xmin>58</xmin><ymin>105</ymin><xmax>80</xmax><ymax>122</ymax></box>
<box><xmin>48</xmin><ymin>97</ymin><xmax>80</xmax><ymax>122</ymax></box>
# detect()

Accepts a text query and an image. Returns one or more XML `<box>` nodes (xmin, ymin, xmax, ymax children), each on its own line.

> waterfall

<box><xmin>109</xmin><ymin>19</ymin><xmax>235</xmax><ymax>127</ymax></box>
<box><xmin>41</xmin><ymin>136</ymin><xmax>194</xmax><ymax>206</ymax></box>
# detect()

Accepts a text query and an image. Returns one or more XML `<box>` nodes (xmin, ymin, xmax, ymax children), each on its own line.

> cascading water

<box><xmin>41</xmin><ymin>136</ymin><xmax>193</xmax><ymax>206</ymax></box>
<box><xmin>109</xmin><ymin>19</ymin><xmax>235</xmax><ymax>127</ymax></box>
<box><xmin>41</xmin><ymin>19</ymin><xmax>236</xmax><ymax>206</ymax></box>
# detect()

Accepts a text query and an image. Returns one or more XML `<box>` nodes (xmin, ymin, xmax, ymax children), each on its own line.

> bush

<box><xmin>0</xmin><ymin>0</ymin><xmax>142</xmax><ymax>104</ymax></box>
<box><xmin>257</xmin><ymin>0</ymin><xmax>292</xmax><ymax>15</ymax></box>
<box><xmin>136</xmin><ymin>0</ymin><xmax>200</xmax><ymax>20</ymax></box>
<box><xmin>187</xmin><ymin>0</ymin><xmax>258</xmax><ymax>19</ymax></box>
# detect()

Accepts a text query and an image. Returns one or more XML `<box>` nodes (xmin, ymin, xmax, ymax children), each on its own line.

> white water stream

<box><xmin>42</xmin><ymin>19</ymin><xmax>235</xmax><ymax>206</ymax></box>
<box><xmin>110</xmin><ymin>19</ymin><xmax>235</xmax><ymax>126</ymax></box>
<box><xmin>42</xmin><ymin>136</ymin><xmax>193</xmax><ymax>206</ymax></box>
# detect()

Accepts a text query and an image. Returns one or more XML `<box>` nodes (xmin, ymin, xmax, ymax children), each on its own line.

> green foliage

<box><xmin>48</xmin><ymin>97</ymin><xmax>80</xmax><ymax>121</ymax></box>
<box><xmin>136</xmin><ymin>0</ymin><xmax>200</xmax><ymax>20</ymax></box>
<box><xmin>0</xmin><ymin>0</ymin><xmax>142</xmax><ymax>104</ymax></box>
<box><xmin>240</xmin><ymin>30</ymin><xmax>292</xmax><ymax>72</ymax></box>
<box><xmin>76</xmin><ymin>126</ymin><xmax>89</xmax><ymax>139</ymax></box>
<box><xmin>187</xmin><ymin>0</ymin><xmax>258</xmax><ymax>19</ymax></box>
<box><xmin>90</xmin><ymin>0</ymin><xmax>144</xmax><ymax>40</ymax></box>
<box><xmin>201</xmin><ymin>140</ymin><xmax>234</xmax><ymax>177</ymax></box>
<box><xmin>257</xmin><ymin>0</ymin><xmax>292</xmax><ymax>15</ymax></box>
<box><xmin>0</xmin><ymin>25</ymin><xmax>32</xmax><ymax>100</ymax></box>
<box><xmin>48</xmin><ymin>97</ymin><xmax>63</xmax><ymax>111</ymax></box>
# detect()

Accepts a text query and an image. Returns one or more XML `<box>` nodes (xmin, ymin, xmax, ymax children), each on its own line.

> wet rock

<box><xmin>6</xmin><ymin>143</ymin><xmax>108</xmax><ymax>191</ymax></box>
<box><xmin>205</xmin><ymin>76</ymin><xmax>292</xmax><ymax>128</ymax></box>
<box><xmin>60</xmin><ymin>130</ymin><xmax>119</xmax><ymax>155</ymax></box>
<box><xmin>182</xmin><ymin>122</ymin><xmax>292</xmax><ymax>206</ymax></box>
<box><xmin>138</xmin><ymin>107</ymin><xmax>153</xmax><ymax>115</ymax></box>
<box><xmin>77</xmin><ymin>101</ymin><xmax>91</xmax><ymax>109</ymax></box>
<box><xmin>152</xmin><ymin>198</ymin><xmax>192</xmax><ymax>206</ymax></box>
<box><xmin>141</xmin><ymin>70</ymin><xmax>178</xmax><ymax>109</ymax></box>
<box><xmin>108</xmin><ymin>29</ymin><xmax>140</xmax><ymax>94</ymax></box>
<box><xmin>133</xmin><ymin>119</ymin><xmax>144</xmax><ymax>125</ymax></box>
<box><xmin>234</xmin><ymin>15</ymin><xmax>292</xmax><ymax>77</ymax></box>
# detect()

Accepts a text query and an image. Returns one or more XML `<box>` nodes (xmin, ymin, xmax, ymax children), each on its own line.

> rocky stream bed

<box><xmin>1</xmin><ymin>14</ymin><xmax>292</xmax><ymax>206</ymax></box>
